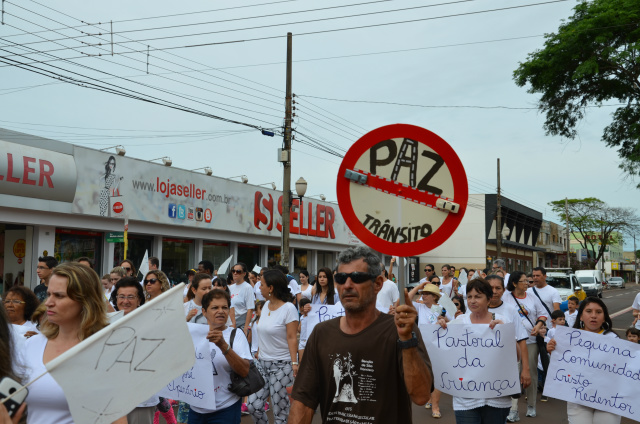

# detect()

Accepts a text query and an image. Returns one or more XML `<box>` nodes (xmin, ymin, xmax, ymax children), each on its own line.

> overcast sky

<box><xmin>1</xmin><ymin>0</ymin><xmax>638</xmax><ymax>248</ymax></box>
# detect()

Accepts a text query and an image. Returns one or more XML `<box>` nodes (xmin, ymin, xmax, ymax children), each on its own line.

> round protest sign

<box><xmin>336</xmin><ymin>124</ymin><xmax>468</xmax><ymax>257</ymax></box>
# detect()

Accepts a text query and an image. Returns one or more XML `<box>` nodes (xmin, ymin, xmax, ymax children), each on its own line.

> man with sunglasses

<box><xmin>419</xmin><ymin>264</ymin><xmax>436</xmax><ymax>284</ymax></box>
<box><xmin>290</xmin><ymin>246</ymin><xmax>432</xmax><ymax>424</ymax></box>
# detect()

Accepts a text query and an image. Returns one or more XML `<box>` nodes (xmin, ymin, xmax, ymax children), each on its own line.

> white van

<box><xmin>574</xmin><ymin>270</ymin><xmax>603</xmax><ymax>298</ymax></box>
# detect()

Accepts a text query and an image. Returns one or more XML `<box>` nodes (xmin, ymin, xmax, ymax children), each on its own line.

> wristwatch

<box><xmin>397</xmin><ymin>332</ymin><xmax>419</xmax><ymax>349</ymax></box>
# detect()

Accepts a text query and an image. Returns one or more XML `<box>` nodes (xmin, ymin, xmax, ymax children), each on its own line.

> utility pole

<box><xmin>280</xmin><ymin>32</ymin><xmax>293</xmax><ymax>268</ymax></box>
<box><xmin>565</xmin><ymin>197</ymin><xmax>571</xmax><ymax>267</ymax></box>
<box><xmin>496</xmin><ymin>158</ymin><xmax>502</xmax><ymax>260</ymax></box>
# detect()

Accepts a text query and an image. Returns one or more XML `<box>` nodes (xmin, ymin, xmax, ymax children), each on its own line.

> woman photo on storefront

<box><xmin>437</xmin><ymin>279</ymin><xmax>527</xmax><ymax>424</ymax></box>
<box><xmin>502</xmin><ymin>271</ymin><xmax>547</xmax><ymax>422</ymax></box>
<box><xmin>229</xmin><ymin>263</ymin><xmax>255</xmax><ymax>335</ymax></box>
<box><xmin>3</xmin><ymin>286</ymin><xmax>39</xmax><ymax>336</ymax></box>
<box><xmin>547</xmin><ymin>297</ymin><xmax>620</xmax><ymax>424</ymax></box>
<box><xmin>188</xmin><ymin>290</ymin><xmax>252</xmax><ymax>424</ymax></box>
<box><xmin>247</xmin><ymin>269</ymin><xmax>299</xmax><ymax>424</ymax></box>
<box><xmin>303</xmin><ymin>267</ymin><xmax>339</xmax><ymax>314</ymax></box>
<box><xmin>21</xmin><ymin>262</ymin><xmax>127</xmax><ymax>424</ymax></box>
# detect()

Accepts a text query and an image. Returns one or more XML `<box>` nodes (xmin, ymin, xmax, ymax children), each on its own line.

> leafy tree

<box><xmin>549</xmin><ymin>197</ymin><xmax>640</xmax><ymax>264</ymax></box>
<box><xmin>514</xmin><ymin>0</ymin><xmax>640</xmax><ymax>184</ymax></box>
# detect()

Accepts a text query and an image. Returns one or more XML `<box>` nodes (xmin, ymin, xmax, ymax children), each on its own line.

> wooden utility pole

<box><xmin>280</xmin><ymin>32</ymin><xmax>293</xmax><ymax>268</ymax></box>
<box><xmin>565</xmin><ymin>197</ymin><xmax>571</xmax><ymax>267</ymax></box>
<box><xmin>496</xmin><ymin>158</ymin><xmax>502</xmax><ymax>259</ymax></box>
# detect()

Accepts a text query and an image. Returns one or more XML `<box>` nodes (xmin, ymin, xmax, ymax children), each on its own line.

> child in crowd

<box><xmin>298</xmin><ymin>298</ymin><xmax>312</xmax><ymax>362</ymax></box>
<box><xmin>626</xmin><ymin>327</ymin><xmax>640</xmax><ymax>343</ymax></box>
<box><xmin>564</xmin><ymin>296</ymin><xmax>579</xmax><ymax>328</ymax></box>
<box><xmin>546</xmin><ymin>310</ymin><xmax>566</xmax><ymax>341</ymax></box>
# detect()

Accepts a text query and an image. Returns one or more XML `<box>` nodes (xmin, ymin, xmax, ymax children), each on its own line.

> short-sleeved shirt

<box><xmin>292</xmin><ymin>313</ymin><xmax>432</xmax><ymax>424</ymax></box>
<box><xmin>503</xmin><ymin>292</ymin><xmax>547</xmax><ymax>344</ymax></box>
<box><xmin>565</xmin><ymin>310</ymin><xmax>578</xmax><ymax>328</ymax></box>
<box><xmin>632</xmin><ymin>293</ymin><xmax>640</xmax><ymax>330</ymax></box>
<box><xmin>255</xmin><ymin>301</ymin><xmax>299</xmax><ymax>360</ymax></box>
<box><xmin>471</xmin><ymin>301</ymin><xmax>529</xmax><ymax>342</ymax></box>
<box><xmin>183</xmin><ymin>299</ymin><xmax>208</xmax><ymax>324</ymax></box>
<box><xmin>229</xmin><ymin>282</ymin><xmax>255</xmax><ymax>316</ymax></box>
<box><xmin>33</xmin><ymin>283</ymin><xmax>47</xmax><ymax>303</ymax></box>
<box><xmin>413</xmin><ymin>302</ymin><xmax>440</xmax><ymax>325</ymax></box>
<box><xmin>190</xmin><ymin>327</ymin><xmax>253</xmax><ymax>414</ymax></box>
<box><xmin>377</xmin><ymin>279</ymin><xmax>399</xmax><ymax>311</ymax></box>
<box><xmin>527</xmin><ymin>285</ymin><xmax>561</xmax><ymax>319</ymax></box>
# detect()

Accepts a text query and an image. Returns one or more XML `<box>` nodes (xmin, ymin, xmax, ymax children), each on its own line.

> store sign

<box><xmin>71</xmin><ymin>147</ymin><xmax>357</xmax><ymax>245</ymax></box>
<box><xmin>0</xmin><ymin>140</ymin><xmax>77</xmax><ymax>202</ymax></box>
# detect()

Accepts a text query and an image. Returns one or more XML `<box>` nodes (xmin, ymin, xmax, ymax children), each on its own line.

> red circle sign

<box><xmin>113</xmin><ymin>202</ymin><xmax>124</xmax><ymax>214</ymax></box>
<box><xmin>336</xmin><ymin>124</ymin><xmax>468</xmax><ymax>257</ymax></box>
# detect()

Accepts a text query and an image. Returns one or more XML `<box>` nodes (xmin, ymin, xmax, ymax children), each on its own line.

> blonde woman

<box><xmin>143</xmin><ymin>270</ymin><xmax>171</xmax><ymax>301</ymax></box>
<box><xmin>22</xmin><ymin>262</ymin><xmax>126</xmax><ymax>424</ymax></box>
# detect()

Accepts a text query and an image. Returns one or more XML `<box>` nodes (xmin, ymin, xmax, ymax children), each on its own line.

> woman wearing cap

<box><xmin>407</xmin><ymin>283</ymin><xmax>446</xmax><ymax>418</ymax></box>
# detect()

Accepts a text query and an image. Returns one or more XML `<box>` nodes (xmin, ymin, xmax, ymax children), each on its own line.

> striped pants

<box><xmin>247</xmin><ymin>359</ymin><xmax>293</xmax><ymax>424</ymax></box>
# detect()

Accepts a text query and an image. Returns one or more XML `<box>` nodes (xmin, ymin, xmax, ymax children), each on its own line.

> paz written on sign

<box><xmin>43</xmin><ymin>285</ymin><xmax>194</xmax><ymax>423</ymax></box>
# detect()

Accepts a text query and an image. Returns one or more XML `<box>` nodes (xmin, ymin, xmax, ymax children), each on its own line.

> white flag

<box><xmin>46</xmin><ymin>284</ymin><xmax>195</xmax><ymax>423</ymax></box>
<box><xmin>217</xmin><ymin>255</ymin><xmax>233</xmax><ymax>277</ymax></box>
<box><xmin>138</xmin><ymin>249</ymin><xmax>149</xmax><ymax>280</ymax></box>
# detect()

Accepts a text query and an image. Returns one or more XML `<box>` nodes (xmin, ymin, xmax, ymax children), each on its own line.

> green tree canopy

<box><xmin>514</xmin><ymin>0</ymin><xmax>640</xmax><ymax>184</ymax></box>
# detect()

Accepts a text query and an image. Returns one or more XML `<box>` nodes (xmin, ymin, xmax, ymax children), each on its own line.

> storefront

<box><xmin>0</xmin><ymin>128</ymin><xmax>358</xmax><ymax>291</ymax></box>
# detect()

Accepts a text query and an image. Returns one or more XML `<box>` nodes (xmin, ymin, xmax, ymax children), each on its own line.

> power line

<box><xmin>2</xmin><ymin>0</ymin><xmax>570</xmax><ymax>57</ymax></box>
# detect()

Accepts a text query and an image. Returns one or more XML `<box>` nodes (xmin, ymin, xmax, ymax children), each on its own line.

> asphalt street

<box><xmin>233</xmin><ymin>284</ymin><xmax>640</xmax><ymax>424</ymax></box>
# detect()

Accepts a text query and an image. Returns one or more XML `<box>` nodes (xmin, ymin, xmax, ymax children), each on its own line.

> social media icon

<box><xmin>177</xmin><ymin>205</ymin><xmax>186</xmax><ymax>220</ymax></box>
<box><xmin>168</xmin><ymin>203</ymin><xmax>177</xmax><ymax>219</ymax></box>
<box><xmin>195</xmin><ymin>207</ymin><xmax>203</xmax><ymax>221</ymax></box>
<box><xmin>187</xmin><ymin>207</ymin><xmax>194</xmax><ymax>220</ymax></box>
<box><xmin>204</xmin><ymin>208</ymin><xmax>212</xmax><ymax>223</ymax></box>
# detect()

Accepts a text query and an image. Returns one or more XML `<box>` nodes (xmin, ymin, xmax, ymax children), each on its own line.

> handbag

<box><xmin>227</xmin><ymin>328</ymin><xmax>265</xmax><ymax>397</ymax></box>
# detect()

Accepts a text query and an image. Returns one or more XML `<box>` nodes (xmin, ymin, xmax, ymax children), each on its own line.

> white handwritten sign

<box><xmin>544</xmin><ymin>327</ymin><xmax>640</xmax><ymax>420</ymax></box>
<box><xmin>46</xmin><ymin>285</ymin><xmax>195</xmax><ymax>424</ymax></box>
<box><xmin>157</xmin><ymin>323</ymin><xmax>216</xmax><ymax>408</ymax></box>
<box><xmin>306</xmin><ymin>304</ymin><xmax>345</xmax><ymax>336</ymax></box>
<box><xmin>420</xmin><ymin>323</ymin><xmax>520</xmax><ymax>398</ymax></box>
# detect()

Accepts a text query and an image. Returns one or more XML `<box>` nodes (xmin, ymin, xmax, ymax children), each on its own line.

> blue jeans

<box><xmin>454</xmin><ymin>406</ymin><xmax>510</xmax><ymax>424</ymax></box>
<box><xmin>187</xmin><ymin>399</ymin><xmax>242</xmax><ymax>424</ymax></box>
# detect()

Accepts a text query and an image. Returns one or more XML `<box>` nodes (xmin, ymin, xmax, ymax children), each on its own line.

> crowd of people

<box><xmin>1</xmin><ymin>253</ymin><xmax>638</xmax><ymax>424</ymax></box>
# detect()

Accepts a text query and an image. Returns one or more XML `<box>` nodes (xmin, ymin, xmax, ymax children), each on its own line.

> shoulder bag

<box><xmin>511</xmin><ymin>292</ymin><xmax>549</xmax><ymax>372</ymax></box>
<box><xmin>228</xmin><ymin>328</ymin><xmax>266</xmax><ymax>397</ymax></box>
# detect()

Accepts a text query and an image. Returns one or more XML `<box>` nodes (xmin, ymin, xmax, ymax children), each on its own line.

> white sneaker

<box><xmin>526</xmin><ymin>406</ymin><xmax>536</xmax><ymax>417</ymax></box>
<box><xmin>507</xmin><ymin>410</ymin><xmax>520</xmax><ymax>422</ymax></box>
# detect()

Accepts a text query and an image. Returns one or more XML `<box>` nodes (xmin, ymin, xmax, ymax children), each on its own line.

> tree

<box><xmin>549</xmin><ymin>198</ymin><xmax>640</xmax><ymax>265</ymax></box>
<box><xmin>513</xmin><ymin>0</ymin><xmax>640</xmax><ymax>185</ymax></box>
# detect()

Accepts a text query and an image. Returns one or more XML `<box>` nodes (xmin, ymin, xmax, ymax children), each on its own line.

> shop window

<box><xmin>293</xmin><ymin>249</ymin><xmax>309</xmax><ymax>277</ymax></box>
<box><xmin>113</xmin><ymin>235</ymin><xmax>153</xmax><ymax>276</ymax></box>
<box><xmin>238</xmin><ymin>244</ymin><xmax>260</xmax><ymax>270</ymax></box>
<box><xmin>268</xmin><ymin>247</ymin><xmax>281</xmax><ymax>268</ymax></box>
<box><xmin>317</xmin><ymin>251</ymin><xmax>334</xmax><ymax>271</ymax></box>
<box><xmin>55</xmin><ymin>229</ymin><xmax>102</xmax><ymax>271</ymax></box>
<box><xmin>202</xmin><ymin>242</ymin><xmax>231</xmax><ymax>271</ymax></box>
<box><xmin>162</xmin><ymin>238</ymin><xmax>193</xmax><ymax>286</ymax></box>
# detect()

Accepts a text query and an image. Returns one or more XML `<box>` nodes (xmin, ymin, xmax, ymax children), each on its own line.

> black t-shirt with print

<box><xmin>292</xmin><ymin>313</ymin><xmax>432</xmax><ymax>424</ymax></box>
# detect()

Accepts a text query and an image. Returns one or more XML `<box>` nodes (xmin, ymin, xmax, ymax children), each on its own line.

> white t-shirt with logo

<box><xmin>229</xmin><ymin>282</ymin><xmax>255</xmax><ymax>316</ymax></box>
<box><xmin>503</xmin><ymin>292</ymin><xmax>547</xmax><ymax>344</ymax></box>
<box><xmin>413</xmin><ymin>302</ymin><xmax>440</xmax><ymax>325</ymax></box>
<box><xmin>190</xmin><ymin>327</ymin><xmax>252</xmax><ymax>414</ymax></box>
<box><xmin>255</xmin><ymin>301</ymin><xmax>299</xmax><ymax>361</ymax></box>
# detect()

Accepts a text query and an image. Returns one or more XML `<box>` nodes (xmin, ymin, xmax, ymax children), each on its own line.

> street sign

<box><xmin>106</xmin><ymin>232</ymin><xmax>125</xmax><ymax>243</ymax></box>
<box><xmin>336</xmin><ymin>124</ymin><xmax>468</xmax><ymax>257</ymax></box>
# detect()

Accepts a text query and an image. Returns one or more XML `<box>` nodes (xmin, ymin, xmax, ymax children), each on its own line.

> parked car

<box><xmin>608</xmin><ymin>276</ymin><xmax>626</xmax><ymax>289</ymax></box>
<box><xmin>546</xmin><ymin>272</ymin><xmax>586</xmax><ymax>302</ymax></box>
<box><xmin>574</xmin><ymin>270</ymin><xmax>604</xmax><ymax>298</ymax></box>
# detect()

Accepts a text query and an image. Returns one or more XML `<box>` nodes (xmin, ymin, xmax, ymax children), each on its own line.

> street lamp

<box><xmin>281</xmin><ymin>177</ymin><xmax>307</xmax><ymax>269</ymax></box>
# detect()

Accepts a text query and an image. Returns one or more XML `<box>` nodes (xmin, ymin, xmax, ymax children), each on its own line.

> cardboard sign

<box><xmin>544</xmin><ymin>327</ymin><xmax>640</xmax><ymax>420</ymax></box>
<box><xmin>157</xmin><ymin>323</ymin><xmax>216</xmax><ymax>408</ymax></box>
<box><xmin>336</xmin><ymin>124</ymin><xmax>468</xmax><ymax>256</ymax></box>
<box><xmin>46</xmin><ymin>285</ymin><xmax>194</xmax><ymax>423</ymax></box>
<box><xmin>420</xmin><ymin>323</ymin><xmax>520</xmax><ymax>398</ymax></box>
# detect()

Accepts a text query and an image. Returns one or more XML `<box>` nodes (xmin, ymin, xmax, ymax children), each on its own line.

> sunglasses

<box><xmin>232</xmin><ymin>269</ymin><xmax>244</xmax><ymax>274</ymax></box>
<box><xmin>144</xmin><ymin>278</ymin><xmax>159</xmax><ymax>284</ymax></box>
<box><xmin>122</xmin><ymin>267</ymin><xmax>131</xmax><ymax>271</ymax></box>
<box><xmin>425</xmin><ymin>269</ymin><xmax>433</xmax><ymax>272</ymax></box>
<box><xmin>334</xmin><ymin>272</ymin><xmax>375</xmax><ymax>285</ymax></box>
<box><xmin>453</xmin><ymin>302</ymin><xmax>461</xmax><ymax>307</ymax></box>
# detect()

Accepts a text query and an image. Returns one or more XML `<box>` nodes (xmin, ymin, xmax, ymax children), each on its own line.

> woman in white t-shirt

<box><xmin>299</xmin><ymin>270</ymin><xmax>313</xmax><ymax>300</ymax></box>
<box><xmin>22</xmin><ymin>263</ymin><xmax>126</xmax><ymax>424</ymax></box>
<box><xmin>547</xmin><ymin>297</ymin><xmax>621</xmax><ymax>424</ymax></box>
<box><xmin>228</xmin><ymin>263</ymin><xmax>255</xmax><ymax>334</ymax></box>
<box><xmin>436</xmin><ymin>279</ymin><xmax>523</xmax><ymax>424</ymax></box>
<box><xmin>503</xmin><ymin>271</ymin><xmax>547</xmax><ymax>421</ymax></box>
<box><xmin>4</xmin><ymin>286</ymin><xmax>40</xmax><ymax>336</ymax></box>
<box><xmin>247</xmin><ymin>270</ymin><xmax>299</xmax><ymax>424</ymax></box>
<box><xmin>183</xmin><ymin>273</ymin><xmax>213</xmax><ymax>324</ymax></box>
<box><xmin>303</xmin><ymin>268</ymin><xmax>340</xmax><ymax>315</ymax></box>
<box><xmin>188</xmin><ymin>290</ymin><xmax>252</xmax><ymax>423</ymax></box>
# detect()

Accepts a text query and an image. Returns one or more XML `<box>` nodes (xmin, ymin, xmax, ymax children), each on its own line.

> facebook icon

<box><xmin>168</xmin><ymin>203</ymin><xmax>177</xmax><ymax>218</ymax></box>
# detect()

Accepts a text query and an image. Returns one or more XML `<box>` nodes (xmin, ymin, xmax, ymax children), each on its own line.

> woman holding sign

<box><xmin>21</xmin><ymin>263</ymin><xmax>127</xmax><ymax>424</ymax></box>
<box><xmin>188</xmin><ymin>289</ymin><xmax>252</xmax><ymax>424</ymax></box>
<box><xmin>437</xmin><ymin>279</ymin><xmax>524</xmax><ymax>424</ymax></box>
<box><xmin>547</xmin><ymin>297</ymin><xmax>620</xmax><ymax>424</ymax></box>
<box><xmin>303</xmin><ymin>268</ymin><xmax>339</xmax><ymax>315</ymax></box>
